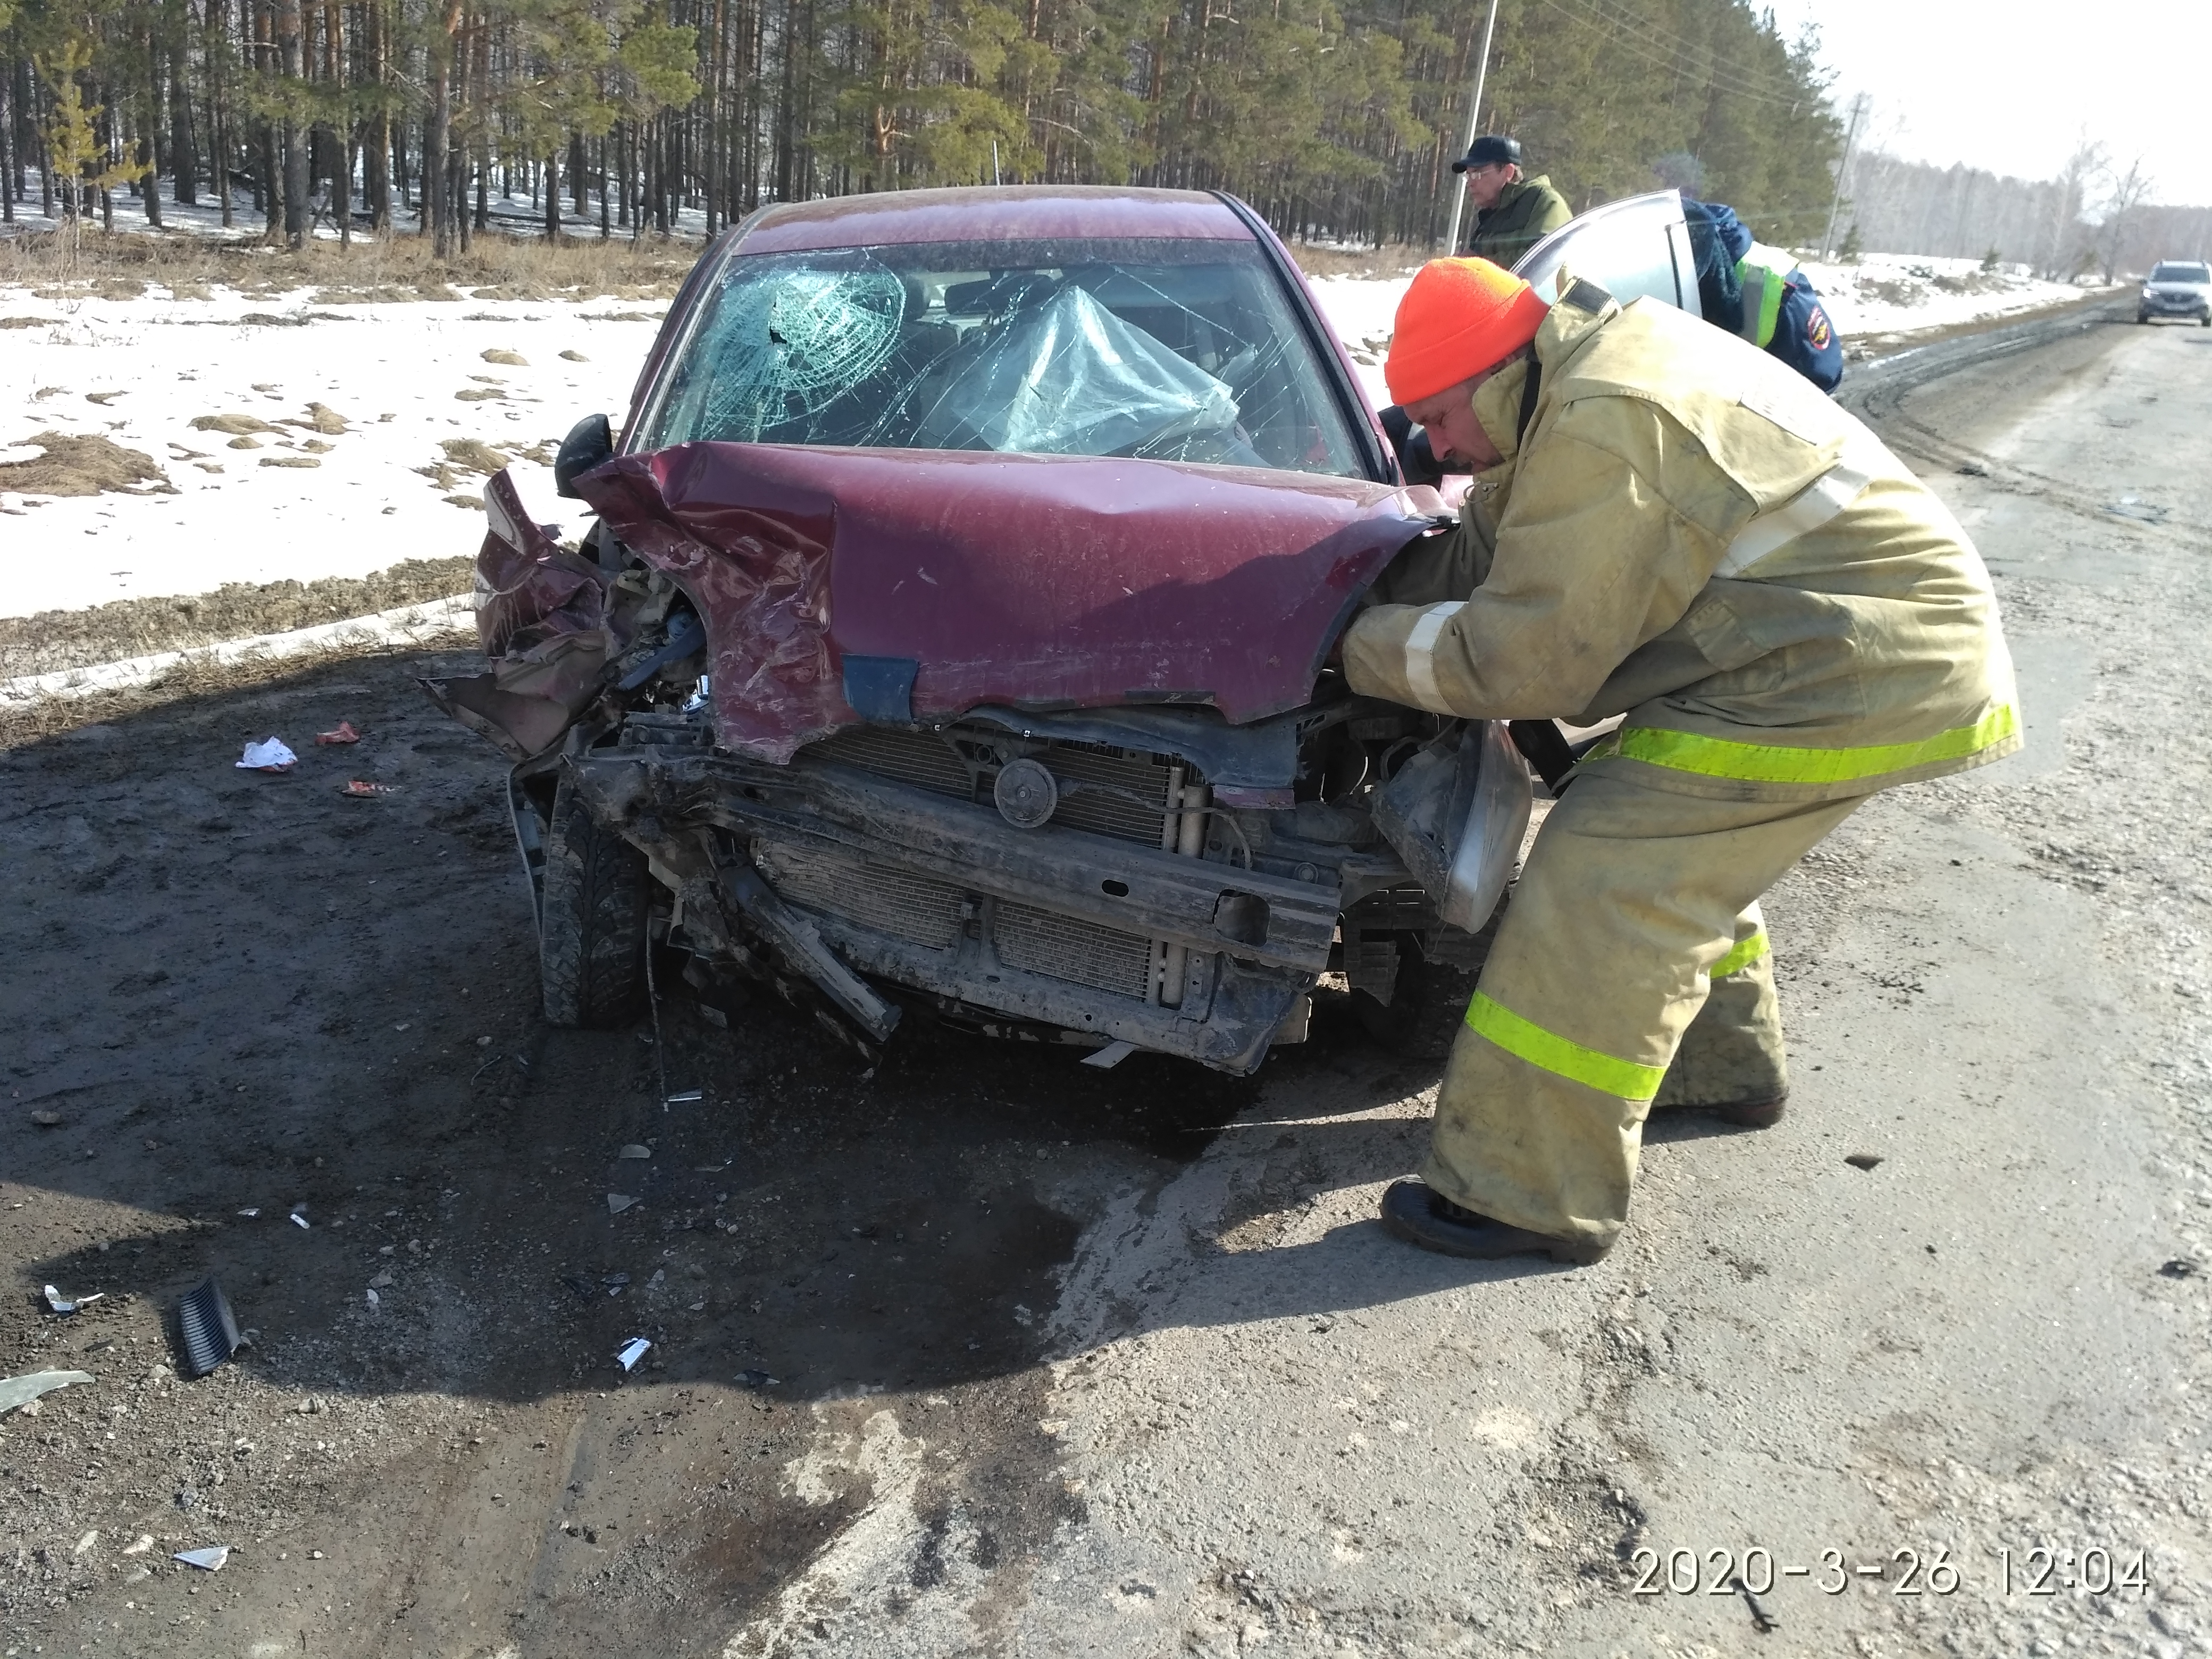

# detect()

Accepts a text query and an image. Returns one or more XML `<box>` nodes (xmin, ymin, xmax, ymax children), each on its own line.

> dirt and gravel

<box><xmin>4</xmin><ymin>308</ymin><xmax>2209</xmax><ymax>1658</ymax></box>
<box><xmin>0</xmin><ymin>559</ymin><xmax>474</xmax><ymax>682</ymax></box>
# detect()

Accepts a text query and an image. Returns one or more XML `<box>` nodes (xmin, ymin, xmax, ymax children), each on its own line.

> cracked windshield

<box><xmin>638</xmin><ymin>238</ymin><xmax>1367</xmax><ymax>475</ymax></box>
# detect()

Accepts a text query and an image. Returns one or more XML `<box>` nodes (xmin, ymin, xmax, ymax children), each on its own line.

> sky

<box><xmin>1762</xmin><ymin>1</ymin><xmax>2212</xmax><ymax>207</ymax></box>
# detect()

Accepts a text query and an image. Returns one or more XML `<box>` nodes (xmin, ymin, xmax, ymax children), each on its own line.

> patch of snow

<box><xmin>0</xmin><ymin>282</ymin><xmax>665</xmax><ymax>618</ymax></box>
<box><xmin>1796</xmin><ymin>252</ymin><xmax>2100</xmax><ymax>339</ymax></box>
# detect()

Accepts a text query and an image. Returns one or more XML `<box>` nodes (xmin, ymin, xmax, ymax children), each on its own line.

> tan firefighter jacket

<box><xmin>1344</xmin><ymin>281</ymin><xmax>2020</xmax><ymax>803</ymax></box>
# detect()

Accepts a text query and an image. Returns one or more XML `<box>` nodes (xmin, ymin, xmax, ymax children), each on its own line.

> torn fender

<box><xmin>577</xmin><ymin>443</ymin><xmax>1444</xmax><ymax>764</ymax></box>
<box><xmin>422</xmin><ymin>470</ymin><xmax>615</xmax><ymax>760</ymax></box>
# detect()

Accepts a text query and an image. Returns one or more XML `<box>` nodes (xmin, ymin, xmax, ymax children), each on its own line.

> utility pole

<box><xmin>1820</xmin><ymin>92</ymin><xmax>1870</xmax><ymax>262</ymax></box>
<box><xmin>1440</xmin><ymin>0</ymin><xmax>1503</xmax><ymax>255</ymax></box>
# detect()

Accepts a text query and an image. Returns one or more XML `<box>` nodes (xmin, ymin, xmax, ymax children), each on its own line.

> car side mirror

<box><xmin>554</xmin><ymin>414</ymin><xmax>614</xmax><ymax>499</ymax></box>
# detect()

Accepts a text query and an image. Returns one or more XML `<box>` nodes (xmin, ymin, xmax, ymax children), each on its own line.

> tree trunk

<box><xmin>1</xmin><ymin>62</ymin><xmax>15</xmax><ymax>224</ymax></box>
<box><xmin>261</xmin><ymin>118</ymin><xmax>279</xmax><ymax>232</ymax></box>
<box><xmin>275</xmin><ymin>0</ymin><xmax>308</xmax><ymax>246</ymax></box>
<box><xmin>364</xmin><ymin>0</ymin><xmax>389</xmax><ymax>229</ymax></box>
<box><xmin>544</xmin><ymin>143</ymin><xmax>560</xmax><ymax>241</ymax></box>
<box><xmin>171</xmin><ymin>30</ymin><xmax>198</xmax><ymax>204</ymax></box>
<box><xmin>425</xmin><ymin>15</ymin><xmax>453</xmax><ymax>250</ymax></box>
<box><xmin>208</xmin><ymin>0</ymin><xmax>233</xmax><ymax>227</ymax></box>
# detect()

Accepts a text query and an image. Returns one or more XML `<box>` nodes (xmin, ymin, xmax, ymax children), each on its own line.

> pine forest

<box><xmin>0</xmin><ymin>0</ymin><xmax>1842</xmax><ymax>255</ymax></box>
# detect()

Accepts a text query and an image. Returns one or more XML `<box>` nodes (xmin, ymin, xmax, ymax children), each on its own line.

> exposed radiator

<box><xmin>752</xmin><ymin>840</ymin><xmax>963</xmax><ymax>952</ymax></box>
<box><xmin>802</xmin><ymin>727</ymin><xmax>975</xmax><ymax>800</ymax></box>
<box><xmin>800</xmin><ymin>724</ymin><xmax>1185</xmax><ymax>848</ymax></box>
<box><xmin>1041</xmin><ymin>743</ymin><xmax>1177</xmax><ymax>844</ymax></box>
<box><xmin>992</xmin><ymin>900</ymin><xmax>1154</xmax><ymax>1000</ymax></box>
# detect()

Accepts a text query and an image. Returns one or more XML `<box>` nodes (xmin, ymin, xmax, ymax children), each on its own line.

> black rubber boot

<box><xmin>1697</xmin><ymin>1092</ymin><xmax>1787</xmax><ymax>1129</ymax></box>
<box><xmin>1378</xmin><ymin>1180</ymin><xmax>1609</xmax><ymax>1264</ymax></box>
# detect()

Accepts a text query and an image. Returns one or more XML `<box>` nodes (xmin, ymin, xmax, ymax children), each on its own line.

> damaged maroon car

<box><xmin>428</xmin><ymin>184</ymin><xmax>1563</xmax><ymax>1074</ymax></box>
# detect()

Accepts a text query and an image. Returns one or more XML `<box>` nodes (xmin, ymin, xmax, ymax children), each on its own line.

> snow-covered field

<box><xmin>0</xmin><ymin>247</ymin><xmax>2103</xmax><ymax>627</ymax></box>
<box><xmin>0</xmin><ymin>287</ymin><xmax>663</xmax><ymax>619</ymax></box>
<box><xmin>1796</xmin><ymin>252</ymin><xmax>2097</xmax><ymax>339</ymax></box>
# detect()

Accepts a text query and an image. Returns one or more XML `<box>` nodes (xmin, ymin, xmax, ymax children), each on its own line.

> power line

<box><xmin>1560</xmin><ymin>0</ymin><xmax>1817</xmax><ymax>106</ymax></box>
<box><xmin>1531</xmin><ymin>0</ymin><xmax>1820</xmax><ymax>113</ymax></box>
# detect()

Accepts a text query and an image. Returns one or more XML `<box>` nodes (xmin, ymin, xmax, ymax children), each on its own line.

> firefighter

<box><xmin>1682</xmin><ymin>196</ymin><xmax>1844</xmax><ymax>392</ymax></box>
<box><xmin>1343</xmin><ymin>257</ymin><xmax>2019</xmax><ymax>1264</ymax></box>
<box><xmin>1455</xmin><ymin>136</ymin><xmax>1572</xmax><ymax>267</ymax></box>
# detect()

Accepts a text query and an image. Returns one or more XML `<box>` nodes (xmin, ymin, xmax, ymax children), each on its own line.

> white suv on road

<box><xmin>2138</xmin><ymin>259</ymin><xmax>2211</xmax><ymax>325</ymax></box>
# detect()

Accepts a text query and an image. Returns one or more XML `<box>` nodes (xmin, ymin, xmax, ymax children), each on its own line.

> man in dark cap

<box><xmin>1455</xmin><ymin>136</ymin><xmax>1571</xmax><ymax>266</ymax></box>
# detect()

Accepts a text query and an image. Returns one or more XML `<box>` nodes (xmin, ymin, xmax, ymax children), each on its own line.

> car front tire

<box><xmin>1353</xmin><ymin>937</ymin><xmax>1479</xmax><ymax>1060</ymax></box>
<box><xmin>539</xmin><ymin>773</ymin><xmax>651</xmax><ymax>1028</ymax></box>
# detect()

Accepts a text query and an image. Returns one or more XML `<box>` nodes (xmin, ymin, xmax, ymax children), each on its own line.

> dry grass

<box><xmin>0</xmin><ymin>432</ymin><xmax>174</xmax><ymax>497</ymax></box>
<box><xmin>0</xmin><ymin>556</ymin><xmax>474</xmax><ymax>681</ymax></box>
<box><xmin>0</xmin><ymin>223</ymin><xmax>700</xmax><ymax>301</ymax></box>
<box><xmin>2</xmin><ymin>221</ymin><xmax>1416</xmax><ymax>296</ymax></box>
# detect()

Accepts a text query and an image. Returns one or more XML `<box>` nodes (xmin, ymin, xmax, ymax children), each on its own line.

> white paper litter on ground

<box><xmin>616</xmin><ymin>1337</ymin><xmax>651</xmax><ymax>1371</ymax></box>
<box><xmin>237</xmin><ymin>736</ymin><xmax>298</xmax><ymax>771</ymax></box>
<box><xmin>173</xmin><ymin>1545</ymin><xmax>230</xmax><ymax>1571</ymax></box>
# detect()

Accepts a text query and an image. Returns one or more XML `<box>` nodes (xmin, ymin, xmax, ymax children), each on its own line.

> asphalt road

<box><xmin>3</xmin><ymin>307</ymin><xmax>2207</xmax><ymax>1657</ymax></box>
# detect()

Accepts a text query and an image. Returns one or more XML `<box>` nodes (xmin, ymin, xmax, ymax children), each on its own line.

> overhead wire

<box><xmin>1530</xmin><ymin>0</ymin><xmax>1822</xmax><ymax>112</ymax></box>
<box><xmin>1552</xmin><ymin>0</ymin><xmax>1819</xmax><ymax>105</ymax></box>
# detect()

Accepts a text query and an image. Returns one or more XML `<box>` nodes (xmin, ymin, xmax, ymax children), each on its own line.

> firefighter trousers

<box><xmin>1423</xmin><ymin>772</ymin><xmax>1866</xmax><ymax>1254</ymax></box>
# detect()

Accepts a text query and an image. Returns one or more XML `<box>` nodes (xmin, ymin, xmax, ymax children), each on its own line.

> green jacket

<box><xmin>1463</xmin><ymin>174</ymin><xmax>1572</xmax><ymax>268</ymax></box>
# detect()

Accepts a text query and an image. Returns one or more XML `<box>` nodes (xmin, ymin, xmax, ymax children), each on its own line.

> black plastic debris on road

<box><xmin>735</xmin><ymin>1369</ymin><xmax>778</xmax><ymax>1391</ymax></box>
<box><xmin>2161</xmin><ymin>1259</ymin><xmax>2201</xmax><ymax>1280</ymax></box>
<box><xmin>1844</xmin><ymin>1153</ymin><xmax>1884</xmax><ymax>1171</ymax></box>
<box><xmin>175</xmin><ymin>1277</ymin><xmax>243</xmax><ymax>1378</ymax></box>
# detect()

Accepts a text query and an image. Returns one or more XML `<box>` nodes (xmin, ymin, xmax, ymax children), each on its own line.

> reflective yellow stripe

<box><xmin>1736</xmin><ymin>244</ymin><xmax>1798</xmax><ymax>349</ymax></box>
<box><xmin>1607</xmin><ymin>705</ymin><xmax>2018</xmax><ymax>786</ymax></box>
<box><xmin>1711</xmin><ymin>929</ymin><xmax>1770</xmax><ymax>979</ymax></box>
<box><xmin>1465</xmin><ymin>993</ymin><xmax>1666</xmax><ymax>1101</ymax></box>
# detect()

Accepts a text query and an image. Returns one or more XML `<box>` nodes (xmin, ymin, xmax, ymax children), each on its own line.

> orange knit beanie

<box><xmin>1384</xmin><ymin>258</ymin><xmax>1550</xmax><ymax>406</ymax></box>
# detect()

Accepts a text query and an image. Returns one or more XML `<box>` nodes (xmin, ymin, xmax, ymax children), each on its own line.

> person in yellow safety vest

<box><xmin>1683</xmin><ymin>197</ymin><xmax>1844</xmax><ymax>392</ymax></box>
<box><xmin>1342</xmin><ymin>257</ymin><xmax>2019</xmax><ymax>1264</ymax></box>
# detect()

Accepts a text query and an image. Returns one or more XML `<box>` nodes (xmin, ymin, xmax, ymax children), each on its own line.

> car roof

<box><xmin>733</xmin><ymin>186</ymin><xmax>1257</xmax><ymax>254</ymax></box>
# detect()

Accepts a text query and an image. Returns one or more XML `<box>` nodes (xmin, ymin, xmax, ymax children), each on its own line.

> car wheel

<box><xmin>1353</xmin><ymin>937</ymin><xmax>1478</xmax><ymax>1060</ymax></box>
<box><xmin>539</xmin><ymin>773</ymin><xmax>650</xmax><ymax>1028</ymax></box>
<box><xmin>2136</xmin><ymin>312</ymin><xmax>2149</xmax><ymax>324</ymax></box>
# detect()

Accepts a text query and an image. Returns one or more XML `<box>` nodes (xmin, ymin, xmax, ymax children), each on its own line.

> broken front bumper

<box><xmin>565</xmin><ymin>719</ymin><xmax>1343</xmax><ymax>1075</ymax></box>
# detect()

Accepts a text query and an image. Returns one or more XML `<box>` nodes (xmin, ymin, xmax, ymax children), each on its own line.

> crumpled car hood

<box><xmin>577</xmin><ymin>443</ymin><xmax>1440</xmax><ymax>762</ymax></box>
